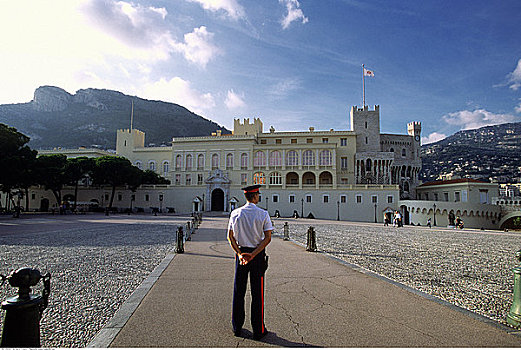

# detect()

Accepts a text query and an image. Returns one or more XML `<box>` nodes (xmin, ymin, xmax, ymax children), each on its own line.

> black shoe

<box><xmin>233</xmin><ymin>329</ymin><xmax>242</xmax><ymax>337</ymax></box>
<box><xmin>253</xmin><ymin>330</ymin><xmax>268</xmax><ymax>340</ymax></box>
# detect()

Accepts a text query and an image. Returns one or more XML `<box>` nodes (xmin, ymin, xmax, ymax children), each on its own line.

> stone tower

<box><xmin>350</xmin><ymin>105</ymin><xmax>381</xmax><ymax>152</ymax></box>
<box><xmin>116</xmin><ymin>129</ymin><xmax>145</xmax><ymax>159</ymax></box>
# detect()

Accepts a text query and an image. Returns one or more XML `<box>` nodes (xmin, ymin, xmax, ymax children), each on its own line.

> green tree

<box><xmin>91</xmin><ymin>156</ymin><xmax>137</xmax><ymax>209</ymax></box>
<box><xmin>35</xmin><ymin>154</ymin><xmax>68</xmax><ymax>209</ymax></box>
<box><xmin>0</xmin><ymin>124</ymin><xmax>37</xmax><ymax>211</ymax></box>
<box><xmin>65</xmin><ymin>157</ymin><xmax>95</xmax><ymax>211</ymax></box>
<box><xmin>141</xmin><ymin>169</ymin><xmax>171</xmax><ymax>185</ymax></box>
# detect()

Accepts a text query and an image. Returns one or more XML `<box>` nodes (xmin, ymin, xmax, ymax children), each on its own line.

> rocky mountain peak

<box><xmin>32</xmin><ymin>86</ymin><xmax>72</xmax><ymax>112</ymax></box>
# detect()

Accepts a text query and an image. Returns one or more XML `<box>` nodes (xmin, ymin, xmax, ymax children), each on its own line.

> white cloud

<box><xmin>516</xmin><ymin>99</ymin><xmax>521</xmax><ymax>114</ymax></box>
<box><xmin>268</xmin><ymin>77</ymin><xmax>302</xmax><ymax>99</ymax></box>
<box><xmin>224</xmin><ymin>89</ymin><xmax>246</xmax><ymax>109</ymax></box>
<box><xmin>172</xmin><ymin>26</ymin><xmax>221</xmax><ymax>68</ymax></box>
<box><xmin>422</xmin><ymin>132</ymin><xmax>446</xmax><ymax>145</ymax></box>
<box><xmin>508</xmin><ymin>59</ymin><xmax>521</xmax><ymax>91</ymax></box>
<box><xmin>142</xmin><ymin>77</ymin><xmax>215</xmax><ymax>115</ymax></box>
<box><xmin>187</xmin><ymin>0</ymin><xmax>245</xmax><ymax>20</ymax></box>
<box><xmin>279</xmin><ymin>0</ymin><xmax>309</xmax><ymax>29</ymax></box>
<box><xmin>442</xmin><ymin>109</ymin><xmax>519</xmax><ymax>130</ymax></box>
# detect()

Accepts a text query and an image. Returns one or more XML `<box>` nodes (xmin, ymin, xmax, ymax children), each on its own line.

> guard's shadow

<box><xmin>240</xmin><ymin>329</ymin><xmax>321</xmax><ymax>347</ymax></box>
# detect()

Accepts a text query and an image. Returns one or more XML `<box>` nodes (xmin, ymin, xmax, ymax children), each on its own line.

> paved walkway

<box><xmin>91</xmin><ymin>215</ymin><xmax>521</xmax><ymax>347</ymax></box>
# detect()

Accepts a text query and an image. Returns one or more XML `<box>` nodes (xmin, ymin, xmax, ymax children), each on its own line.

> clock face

<box><xmin>415</xmin><ymin>135</ymin><xmax>420</xmax><ymax>141</ymax></box>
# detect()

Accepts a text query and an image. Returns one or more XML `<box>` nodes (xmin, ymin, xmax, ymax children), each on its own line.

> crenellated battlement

<box><xmin>233</xmin><ymin>117</ymin><xmax>263</xmax><ymax>135</ymax></box>
<box><xmin>407</xmin><ymin>121</ymin><xmax>422</xmax><ymax>137</ymax></box>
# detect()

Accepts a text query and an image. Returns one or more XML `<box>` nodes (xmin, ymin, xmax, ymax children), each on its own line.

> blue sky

<box><xmin>1</xmin><ymin>0</ymin><xmax>521</xmax><ymax>144</ymax></box>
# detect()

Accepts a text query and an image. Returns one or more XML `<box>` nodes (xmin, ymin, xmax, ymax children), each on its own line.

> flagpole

<box><xmin>362</xmin><ymin>64</ymin><xmax>365</xmax><ymax>107</ymax></box>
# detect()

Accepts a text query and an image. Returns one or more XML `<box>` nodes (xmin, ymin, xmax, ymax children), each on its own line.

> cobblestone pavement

<box><xmin>0</xmin><ymin>214</ymin><xmax>189</xmax><ymax>348</ymax></box>
<box><xmin>272</xmin><ymin>218</ymin><xmax>521</xmax><ymax>328</ymax></box>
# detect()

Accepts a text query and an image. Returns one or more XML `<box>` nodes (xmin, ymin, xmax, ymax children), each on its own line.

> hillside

<box><xmin>420</xmin><ymin>122</ymin><xmax>521</xmax><ymax>183</ymax></box>
<box><xmin>0</xmin><ymin>86</ymin><xmax>229</xmax><ymax>149</ymax></box>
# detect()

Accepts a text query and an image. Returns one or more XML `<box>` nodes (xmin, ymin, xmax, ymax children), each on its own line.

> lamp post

<box><xmin>202</xmin><ymin>193</ymin><xmax>205</xmax><ymax>212</ymax></box>
<box><xmin>159</xmin><ymin>194</ymin><xmax>163</xmax><ymax>213</ymax></box>
<box><xmin>301</xmin><ymin>198</ymin><xmax>304</xmax><ymax>218</ymax></box>
<box><xmin>433</xmin><ymin>202</ymin><xmax>437</xmax><ymax>226</ymax></box>
<box><xmin>337</xmin><ymin>201</ymin><xmax>340</xmax><ymax>221</ymax></box>
<box><xmin>374</xmin><ymin>203</ymin><xmax>377</xmax><ymax>223</ymax></box>
<box><xmin>266</xmin><ymin>196</ymin><xmax>269</xmax><ymax>213</ymax></box>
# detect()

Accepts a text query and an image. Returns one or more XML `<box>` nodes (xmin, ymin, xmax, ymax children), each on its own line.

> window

<box><xmin>186</xmin><ymin>154</ymin><xmax>192</xmax><ymax>170</ymax></box>
<box><xmin>340</xmin><ymin>195</ymin><xmax>347</xmax><ymax>203</ymax></box>
<box><xmin>254</xmin><ymin>151</ymin><xmax>266</xmax><ymax>166</ymax></box>
<box><xmin>273</xmin><ymin>195</ymin><xmax>279</xmax><ymax>203</ymax></box>
<box><xmin>241</xmin><ymin>173</ymin><xmax>247</xmax><ymax>185</ymax></box>
<box><xmin>341</xmin><ymin>157</ymin><xmax>348</xmax><ymax>170</ymax></box>
<box><xmin>306</xmin><ymin>195</ymin><xmax>312</xmax><ymax>203</ymax></box>
<box><xmin>118</xmin><ymin>194</ymin><xmax>122</xmax><ymax>201</ymax></box>
<box><xmin>302</xmin><ymin>150</ymin><xmax>315</xmax><ymax>166</ymax></box>
<box><xmin>162</xmin><ymin>161</ymin><xmax>169</xmax><ymax>174</ymax></box>
<box><xmin>341</xmin><ymin>178</ymin><xmax>348</xmax><ymax>184</ymax></box>
<box><xmin>365</xmin><ymin>137</ymin><xmax>368</xmax><ymax>144</ymax></box>
<box><xmin>253</xmin><ymin>172</ymin><xmax>266</xmax><ymax>184</ymax></box>
<box><xmin>306</xmin><ymin>138</ymin><xmax>313</xmax><ymax>143</ymax></box>
<box><xmin>175</xmin><ymin>174</ymin><xmax>181</xmax><ymax>185</ymax></box>
<box><xmin>31</xmin><ymin>193</ymin><xmax>36</xmax><ymax>200</ymax></box>
<box><xmin>365</xmin><ymin>121</ymin><xmax>368</xmax><ymax>129</ymax></box>
<box><xmin>197</xmin><ymin>174</ymin><xmax>203</xmax><ymax>185</ymax></box>
<box><xmin>480</xmin><ymin>189</ymin><xmax>489</xmax><ymax>204</ymax></box>
<box><xmin>455</xmin><ymin>191</ymin><xmax>460</xmax><ymax>202</ymax></box>
<box><xmin>390</xmin><ymin>147</ymin><xmax>394</xmax><ymax>152</ymax></box>
<box><xmin>424</xmin><ymin>193</ymin><xmax>429</xmax><ymax>200</ymax></box>
<box><xmin>241</xmin><ymin>153</ymin><xmax>248</xmax><ymax>168</ymax></box>
<box><xmin>197</xmin><ymin>154</ymin><xmax>204</xmax><ymax>170</ymax></box>
<box><xmin>269</xmin><ymin>151</ymin><xmax>282</xmax><ymax>166</ymax></box>
<box><xmin>105</xmin><ymin>194</ymin><xmax>109</xmax><ymax>201</ymax></box>
<box><xmin>323</xmin><ymin>195</ymin><xmax>329</xmax><ymax>203</ymax></box>
<box><xmin>286</xmin><ymin>151</ymin><xmax>298</xmax><ymax>166</ymax></box>
<box><xmin>260</xmin><ymin>139</ymin><xmax>267</xmax><ymax>144</ymax></box>
<box><xmin>356</xmin><ymin>195</ymin><xmax>362</xmax><ymax>203</ymax></box>
<box><xmin>444</xmin><ymin>192</ymin><xmax>449</xmax><ymax>201</ymax></box>
<box><xmin>211</xmin><ymin>154</ymin><xmax>219</xmax><ymax>169</ymax></box>
<box><xmin>340</xmin><ymin>138</ymin><xmax>347</xmax><ymax>146</ymax></box>
<box><xmin>319</xmin><ymin>150</ymin><xmax>332</xmax><ymax>166</ymax></box>
<box><xmin>149</xmin><ymin>160</ymin><xmax>156</xmax><ymax>171</ymax></box>
<box><xmin>186</xmin><ymin>174</ymin><xmax>191</xmax><ymax>185</ymax></box>
<box><xmin>434</xmin><ymin>193</ymin><xmax>439</xmax><ymax>201</ymax></box>
<box><xmin>276</xmin><ymin>139</ymin><xmax>282</xmax><ymax>144</ymax></box>
<box><xmin>145</xmin><ymin>194</ymin><xmax>149</xmax><ymax>201</ymax></box>
<box><xmin>289</xmin><ymin>195</ymin><xmax>295</xmax><ymax>203</ymax></box>
<box><xmin>402</xmin><ymin>148</ymin><xmax>406</xmax><ymax>157</ymax></box>
<box><xmin>372</xmin><ymin>195</ymin><xmax>377</xmax><ymax>203</ymax></box>
<box><xmin>176</xmin><ymin>155</ymin><xmax>183</xmax><ymax>170</ymax></box>
<box><xmin>269</xmin><ymin>172</ymin><xmax>282</xmax><ymax>185</ymax></box>
<box><xmin>322</xmin><ymin>138</ymin><xmax>328</xmax><ymax>143</ymax></box>
<box><xmin>135</xmin><ymin>161</ymin><xmax>142</xmax><ymax>169</ymax></box>
<box><xmin>291</xmin><ymin>139</ymin><xmax>297</xmax><ymax>144</ymax></box>
<box><xmin>387</xmin><ymin>195</ymin><xmax>393</xmax><ymax>204</ymax></box>
<box><xmin>226</xmin><ymin>153</ymin><xmax>234</xmax><ymax>169</ymax></box>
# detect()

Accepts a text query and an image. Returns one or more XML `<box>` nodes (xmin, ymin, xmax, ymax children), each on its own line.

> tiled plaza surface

<box><xmin>273</xmin><ymin>218</ymin><xmax>521</xmax><ymax>327</ymax></box>
<box><xmin>1</xmin><ymin>214</ymin><xmax>521</xmax><ymax>347</ymax></box>
<box><xmin>0</xmin><ymin>214</ymin><xmax>189</xmax><ymax>348</ymax></box>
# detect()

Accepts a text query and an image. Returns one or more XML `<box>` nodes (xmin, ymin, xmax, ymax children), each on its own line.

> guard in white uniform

<box><xmin>227</xmin><ymin>185</ymin><xmax>273</xmax><ymax>340</ymax></box>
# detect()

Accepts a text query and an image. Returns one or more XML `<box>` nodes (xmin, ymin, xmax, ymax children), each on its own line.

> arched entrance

<box><xmin>211</xmin><ymin>189</ymin><xmax>225</xmax><ymax>211</ymax></box>
<box><xmin>40</xmin><ymin>198</ymin><xmax>49</xmax><ymax>212</ymax></box>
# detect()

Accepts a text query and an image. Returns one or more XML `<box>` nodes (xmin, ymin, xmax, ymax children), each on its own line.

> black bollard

<box><xmin>283</xmin><ymin>222</ymin><xmax>289</xmax><ymax>241</ymax></box>
<box><xmin>1</xmin><ymin>268</ymin><xmax>51</xmax><ymax>347</ymax></box>
<box><xmin>176</xmin><ymin>226</ymin><xmax>184</xmax><ymax>254</ymax></box>
<box><xmin>306</xmin><ymin>226</ymin><xmax>317</xmax><ymax>252</ymax></box>
<box><xmin>186</xmin><ymin>222</ymin><xmax>192</xmax><ymax>241</ymax></box>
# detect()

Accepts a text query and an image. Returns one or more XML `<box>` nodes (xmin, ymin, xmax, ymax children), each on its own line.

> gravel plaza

<box><xmin>1</xmin><ymin>214</ymin><xmax>521</xmax><ymax>347</ymax></box>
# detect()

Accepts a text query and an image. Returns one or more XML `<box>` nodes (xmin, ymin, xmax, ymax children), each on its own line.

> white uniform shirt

<box><xmin>228</xmin><ymin>202</ymin><xmax>274</xmax><ymax>248</ymax></box>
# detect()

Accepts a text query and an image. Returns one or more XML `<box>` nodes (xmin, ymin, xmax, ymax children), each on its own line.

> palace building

<box><xmin>115</xmin><ymin>105</ymin><xmax>422</xmax><ymax>222</ymax></box>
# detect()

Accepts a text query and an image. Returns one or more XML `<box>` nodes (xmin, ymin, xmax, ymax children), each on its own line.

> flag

<box><xmin>363</xmin><ymin>67</ymin><xmax>375</xmax><ymax>77</ymax></box>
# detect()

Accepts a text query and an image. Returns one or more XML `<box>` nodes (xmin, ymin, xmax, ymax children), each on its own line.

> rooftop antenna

<box><xmin>130</xmin><ymin>100</ymin><xmax>134</xmax><ymax>130</ymax></box>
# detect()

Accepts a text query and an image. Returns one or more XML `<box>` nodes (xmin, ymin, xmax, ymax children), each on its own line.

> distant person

<box><xmin>395</xmin><ymin>211</ymin><xmax>402</xmax><ymax>227</ymax></box>
<box><xmin>427</xmin><ymin>218</ymin><xmax>431</xmax><ymax>228</ymax></box>
<box><xmin>227</xmin><ymin>184</ymin><xmax>273</xmax><ymax>340</ymax></box>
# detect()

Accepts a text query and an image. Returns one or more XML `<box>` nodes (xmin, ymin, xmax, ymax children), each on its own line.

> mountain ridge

<box><xmin>0</xmin><ymin>86</ymin><xmax>229</xmax><ymax>149</ymax></box>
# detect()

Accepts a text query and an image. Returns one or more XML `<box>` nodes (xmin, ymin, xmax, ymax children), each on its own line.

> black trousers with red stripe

<box><xmin>232</xmin><ymin>247</ymin><xmax>266</xmax><ymax>335</ymax></box>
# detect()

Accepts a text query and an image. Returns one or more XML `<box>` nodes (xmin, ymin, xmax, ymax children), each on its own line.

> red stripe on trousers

<box><xmin>261</xmin><ymin>276</ymin><xmax>264</xmax><ymax>333</ymax></box>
